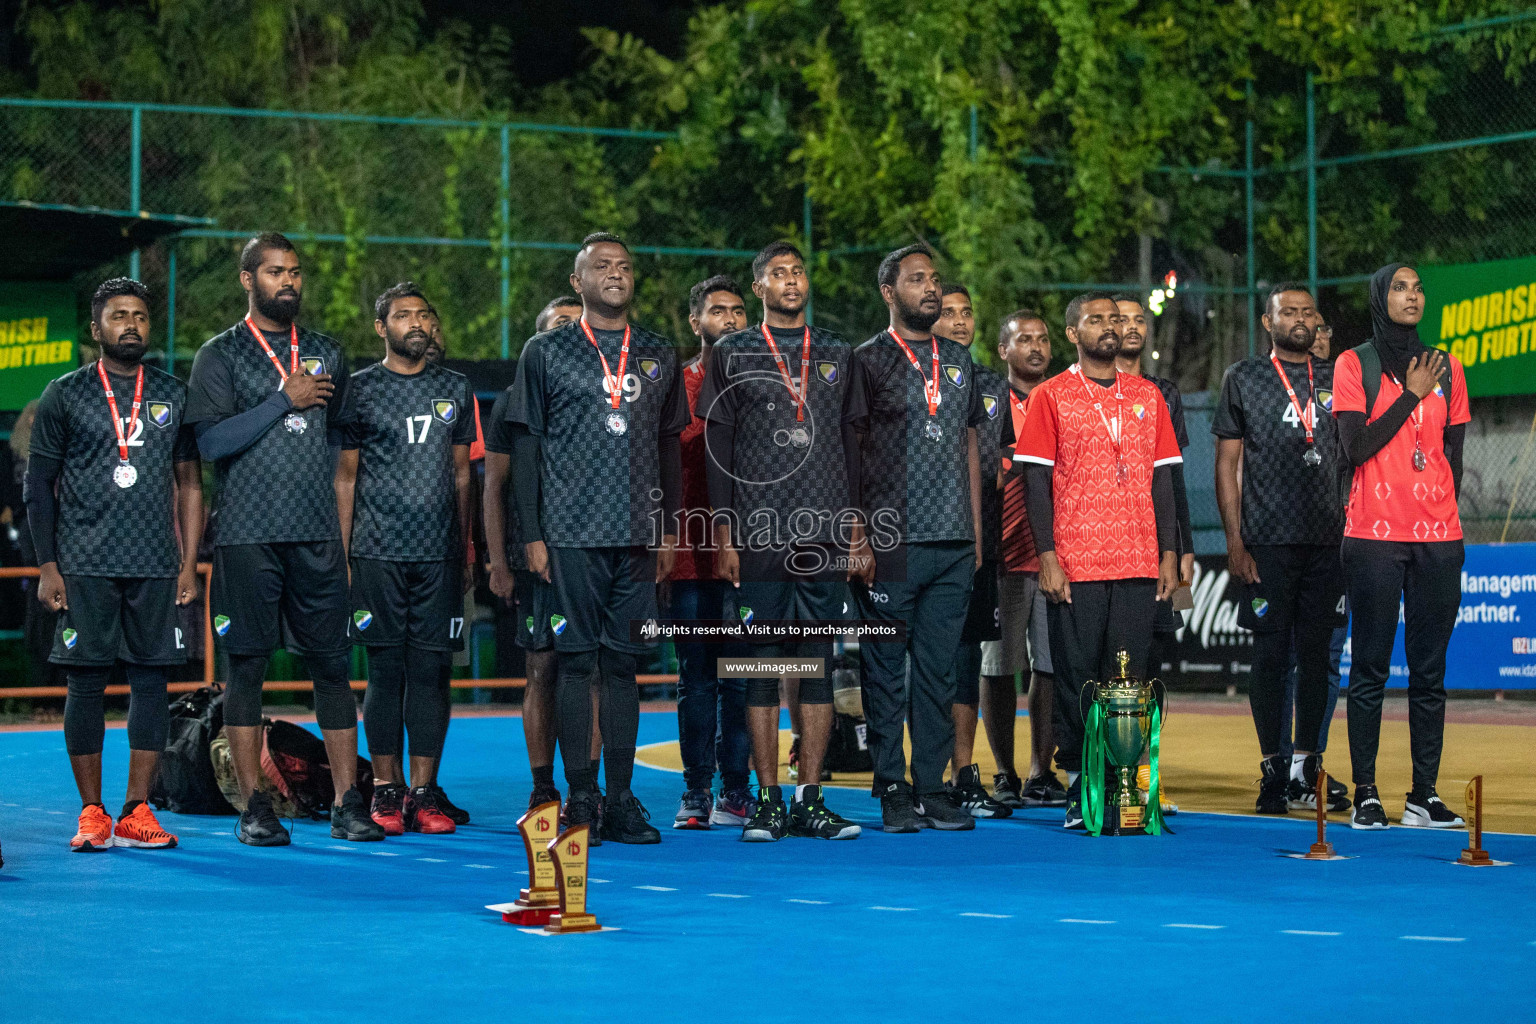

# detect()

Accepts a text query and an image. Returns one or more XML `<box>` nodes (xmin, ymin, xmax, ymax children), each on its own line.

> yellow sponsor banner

<box><xmin>0</xmin><ymin>282</ymin><xmax>77</xmax><ymax>410</ymax></box>
<box><xmin>1417</xmin><ymin>254</ymin><xmax>1536</xmax><ymax>396</ymax></box>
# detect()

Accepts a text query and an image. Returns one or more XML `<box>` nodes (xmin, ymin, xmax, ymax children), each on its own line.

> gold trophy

<box><xmin>498</xmin><ymin>801</ymin><xmax>562</xmax><ymax>925</ymax></box>
<box><xmin>544</xmin><ymin>824</ymin><xmax>602</xmax><ymax>934</ymax></box>
<box><xmin>1086</xmin><ymin>650</ymin><xmax>1160</xmax><ymax>836</ymax></box>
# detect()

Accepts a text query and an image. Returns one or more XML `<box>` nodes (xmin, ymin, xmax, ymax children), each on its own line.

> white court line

<box><xmin>635</xmin><ymin>885</ymin><xmax>676</xmax><ymax>892</ymax></box>
<box><xmin>417</xmin><ymin>857</ymin><xmax>447</xmax><ymax>863</ymax></box>
<box><xmin>960</xmin><ymin>912</ymin><xmax>1012</xmax><ymax>919</ymax></box>
<box><xmin>45</xmin><ymin>810</ymin><xmax>65</xmax><ymax>815</ymax></box>
<box><xmin>1401</xmin><ymin>935</ymin><xmax>1465</xmax><ymax>942</ymax></box>
<box><xmin>1059</xmin><ymin>919</ymin><xmax>1116</xmax><ymax>925</ymax></box>
<box><xmin>786</xmin><ymin>899</ymin><xmax>829</xmax><ymax>905</ymax></box>
<box><xmin>464</xmin><ymin>863</ymin><xmax>495</xmax><ymax>869</ymax></box>
<box><xmin>328</xmin><ymin>845</ymin><xmax>357</xmax><ymax>852</ymax></box>
<box><xmin>371</xmin><ymin>851</ymin><xmax>398</xmax><ymax>857</ymax></box>
<box><xmin>708</xmin><ymin>893</ymin><xmax>749</xmax><ymax>899</ymax></box>
<box><xmin>1282</xmin><ymin>930</ymin><xmax>1341</xmax><ymax>936</ymax></box>
<box><xmin>1166</xmin><ymin>923</ymin><xmax>1225</xmax><ymax>930</ymax></box>
<box><xmin>869</xmin><ymin>906</ymin><xmax>915</xmax><ymax>912</ymax></box>
<box><xmin>591</xmin><ymin>878</ymin><xmax>610</xmax><ymax>884</ymax></box>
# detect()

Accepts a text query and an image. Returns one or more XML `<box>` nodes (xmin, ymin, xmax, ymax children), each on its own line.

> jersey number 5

<box><xmin>404</xmin><ymin>415</ymin><xmax>432</xmax><ymax>444</ymax></box>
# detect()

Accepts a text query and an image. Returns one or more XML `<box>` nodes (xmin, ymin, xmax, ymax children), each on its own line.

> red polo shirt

<box><xmin>999</xmin><ymin>385</ymin><xmax>1040</xmax><ymax>574</ymax></box>
<box><xmin>670</xmin><ymin>357</ymin><xmax>713</xmax><ymax>581</ymax></box>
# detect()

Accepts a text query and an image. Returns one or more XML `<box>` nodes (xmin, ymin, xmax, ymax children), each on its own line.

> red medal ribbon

<box><xmin>579</xmin><ymin>317</ymin><xmax>631</xmax><ymax>411</ymax></box>
<box><xmin>1269</xmin><ymin>351</ymin><xmax>1316</xmax><ymax>447</ymax></box>
<box><xmin>887</xmin><ymin>328</ymin><xmax>940</xmax><ymax>417</ymax></box>
<box><xmin>760</xmin><ymin>323</ymin><xmax>812</xmax><ymax>421</ymax></box>
<box><xmin>96</xmin><ymin>360</ymin><xmax>144</xmax><ymax>464</ymax></box>
<box><xmin>1073</xmin><ymin>364</ymin><xmax>1126</xmax><ymax>465</ymax></box>
<box><xmin>244</xmin><ymin>315</ymin><xmax>300</xmax><ymax>380</ymax></box>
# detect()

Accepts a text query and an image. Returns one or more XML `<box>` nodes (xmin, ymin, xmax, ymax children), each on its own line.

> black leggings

<box><xmin>64</xmin><ymin>665</ymin><xmax>170</xmax><ymax>756</ymax></box>
<box><xmin>224</xmin><ymin>651</ymin><xmax>356</xmax><ymax>731</ymax></box>
<box><xmin>1343</xmin><ymin>538</ymin><xmax>1463</xmax><ymax>792</ymax></box>
<box><xmin>362</xmin><ymin>646</ymin><xmax>451</xmax><ymax>760</ymax></box>
<box><xmin>556</xmin><ymin>646</ymin><xmax>638</xmax><ymax>794</ymax></box>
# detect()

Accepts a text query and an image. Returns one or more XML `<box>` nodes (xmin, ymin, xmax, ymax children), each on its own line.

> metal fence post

<box><xmin>1306</xmin><ymin>73</ymin><xmax>1317</xmax><ymax>297</ymax></box>
<box><xmin>1245</xmin><ymin>83</ymin><xmax>1256</xmax><ymax>358</ymax></box>
<box><xmin>803</xmin><ymin>186</ymin><xmax>814</xmax><ymax>325</ymax></box>
<box><xmin>129</xmin><ymin>105</ymin><xmax>142</xmax><ymax>279</ymax></box>
<box><xmin>968</xmin><ymin>104</ymin><xmax>979</xmax><ymax>161</ymax></box>
<box><xmin>499</xmin><ymin>122</ymin><xmax>511</xmax><ymax>360</ymax></box>
<box><xmin>166</xmin><ymin>239</ymin><xmax>176</xmax><ymax>371</ymax></box>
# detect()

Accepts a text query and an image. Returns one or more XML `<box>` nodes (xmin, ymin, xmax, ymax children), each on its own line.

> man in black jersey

<box><xmin>1212</xmin><ymin>283</ymin><xmax>1349</xmax><ymax>813</ymax></box>
<box><xmin>185</xmin><ymin>232</ymin><xmax>383</xmax><ymax>846</ymax></box>
<box><xmin>335</xmin><ymin>283</ymin><xmax>474</xmax><ymax>836</ymax></box>
<box><xmin>697</xmin><ymin>242</ymin><xmax>862</xmax><ymax>841</ymax></box>
<box><xmin>27</xmin><ymin>277</ymin><xmax>201</xmax><ymax>852</ymax></box>
<box><xmin>507</xmin><ymin>233</ymin><xmax>690</xmax><ymax>844</ymax></box>
<box><xmin>935</xmin><ymin>284</ymin><xmax>1010</xmax><ymax>818</ymax></box>
<box><xmin>485</xmin><ymin>296</ymin><xmax>589</xmax><ymax>811</ymax></box>
<box><xmin>846</xmin><ymin>244</ymin><xmax>984</xmax><ymax>833</ymax></box>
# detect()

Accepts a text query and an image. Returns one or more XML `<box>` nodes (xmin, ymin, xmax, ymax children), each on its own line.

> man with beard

<box><xmin>507</xmin><ymin>233</ymin><xmax>689</xmax><ymax>844</ymax></box>
<box><xmin>845</xmin><ymin>244</ymin><xmax>984</xmax><ymax>833</ymax></box>
<box><xmin>1212</xmin><ymin>284</ymin><xmax>1348</xmax><ymax>814</ymax></box>
<box><xmin>335</xmin><ymin>283</ymin><xmax>474</xmax><ymax>834</ymax></box>
<box><xmin>185</xmin><ymin>232</ymin><xmax>382</xmax><ymax>846</ymax></box>
<box><xmin>934</xmin><ymin>284</ymin><xmax>1011</xmax><ymax>818</ymax></box>
<box><xmin>985</xmin><ymin>310</ymin><xmax>1066</xmax><ymax>809</ymax></box>
<box><xmin>28</xmin><ymin>277</ymin><xmax>202</xmax><ymax>851</ymax></box>
<box><xmin>1015</xmin><ymin>294</ymin><xmax>1181</xmax><ymax>829</ymax></box>
<box><xmin>670</xmin><ymin>274</ymin><xmax>753</xmax><ymax>830</ymax></box>
<box><xmin>698</xmin><ymin>242</ymin><xmax>862</xmax><ymax>841</ymax></box>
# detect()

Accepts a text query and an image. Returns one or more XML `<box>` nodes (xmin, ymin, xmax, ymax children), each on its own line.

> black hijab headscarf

<box><xmin>1368</xmin><ymin>262</ymin><xmax>1427</xmax><ymax>382</ymax></box>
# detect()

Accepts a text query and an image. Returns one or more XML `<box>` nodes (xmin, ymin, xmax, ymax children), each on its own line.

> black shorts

<box><xmin>348</xmin><ymin>557</ymin><xmax>465</xmax><ymax>652</ymax></box>
<box><xmin>960</xmin><ymin>560</ymin><xmax>1001</xmax><ymax>643</ymax></box>
<box><xmin>513</xmin><ymin>569</ymin><xmax>554</xmax><ymax>651</ymax></box>
<box><xmin>546</xmin><ymin>545</ymin><xmax>658</xmax><ymax>654</ymax></box>
<box><xmin>212</xmin><ymin>541</ymin><xmax>349</xmax><ymax>657</ymax></box>
<box><xmin>1238</xmin><ymin>544</ymin><xmax>1348</xmax><ymax>634</ymax></box>
<box><xmin>50</xmin><ymin>575</ymin><xmax>186</xmax><ymax>667</ymax></box>
<box><xmin>735</xmin><ymin>545</ymin><xmax>849</xmax><ymax>655</ymax></box>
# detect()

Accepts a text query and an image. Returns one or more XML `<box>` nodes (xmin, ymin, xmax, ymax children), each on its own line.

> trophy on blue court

<box><xmin>1083</xmin><ymin>650</ymin><xmax>1166</xmax><ymax>837</ymax></box>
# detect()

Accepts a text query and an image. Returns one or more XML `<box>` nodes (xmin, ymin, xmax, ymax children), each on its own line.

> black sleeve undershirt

<box><xmin>844</xmin><ymin>423</ymin><xmax>863</xmax><ymax>516</ymax></box>
<box><xmin>1152</xmin><ymin>464</ymin><xmax>1176</xmax><ymax>554</ymax></box>
<box><xmin>658</xmin><ymin>430</ymin><xmax>682</xmax><ymax>535</ymax></box>
<box><xmin>22</xmin><ymin>455</ymin><xmax>62</xmax><ymax>565</ymax></box>
<box><xmin>1335</xmin><ymin>391</ymin><xmax>1419</xmax><ymax>467</ymax></box>
<box><xmin>705</xmin><ymin>419</ymin><xmax>735</xmax><ymax>516</ymax></box>
<box><xmin>1445</xmin><ymin>422</ymin><xmax>1466</xmax><ymax>498</ymax></box>
<box><xmin>194</xmin><ymin>391</ymin><xmax>291</xmax><ymax>460</ymax></box>
<box><xmin>510</xmin><ymin>426</ymin><xmax>543</xmax><ymax>544</ymax></box>
<box><xmin>1171</xmin><ymin>463</ymin><xmax>1193</xmax><ymax>557</ymax></box>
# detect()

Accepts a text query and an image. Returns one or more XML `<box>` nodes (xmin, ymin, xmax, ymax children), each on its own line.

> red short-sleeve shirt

<box><xmin>670</xmin><ymin>357</ymin><xmax>713</xmax><ymax>581</ymax></box>
<box><xmin>1014</xmin><ymin>366</ymin><xmax>1182</xmax><ymax>582</ymax></box>
<box><xmin>1333</xmin><ymin>348</ymin><xmax>1469</xmax><ymax>542</ymax></box>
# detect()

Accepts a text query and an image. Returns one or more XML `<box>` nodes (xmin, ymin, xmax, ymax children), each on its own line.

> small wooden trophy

<box><xmin>544</xmin><ymin>824</ymin><xmax>602</xmax><ymax>934</ymax></box>
<box><xmin>501</xmin><ymin>801</ymin><xmax>562</xmax><ymax>925</ymax></box>
<box><xmin>1302</xmin><ymin>769</ymin><xmax>1336</xmax><ymax>860</ymax></box>
<box><xmin>1459</xmin><ymin>775</ymin><xmax>1493</xmax><ymax>866</ymax></box>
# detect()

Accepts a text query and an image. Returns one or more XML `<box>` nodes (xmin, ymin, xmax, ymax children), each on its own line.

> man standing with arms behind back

<box><xmin>185</xmin><ymin>232</ymin><xmax>383</xmax><ymax>847</ymax></box>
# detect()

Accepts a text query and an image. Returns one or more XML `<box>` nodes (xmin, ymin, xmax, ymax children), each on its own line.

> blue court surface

<box><xmin>2</xmin><ymin>711</ymin><xmax>1533</xmax><ymax>1024</ymax></box>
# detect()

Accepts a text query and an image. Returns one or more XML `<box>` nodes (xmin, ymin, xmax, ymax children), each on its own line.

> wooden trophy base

<box><xmin>1303</xmin><ymin>841</ymin><xmax>1336</xmax><ymax>860</ymax></box>
<box><xmin>1458</xmin><ymin>848</ymin><xmax>1493</xmax><ymax>866</ymax></box>
<box><xmin>545</xmin><ymin>912</ymin><xmax>602</xmax><ymax>934</ymax></box>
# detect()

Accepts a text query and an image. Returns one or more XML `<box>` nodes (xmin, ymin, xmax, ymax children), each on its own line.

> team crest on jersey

<box><xmin>982</xmin><ymin>395</ymin><xmax>999</xmax><ymax>418</ymax></box>
<box><xmin>739</xmin><ymin>606</ymin><xmax>754</xmax><ymax>624</ymax></box>
<box><xmin>214</xmin><ymin>615</ymin><xmax>231</xmax><ymax>636</ymax></box>
<box><xmin>639</xmin><ymin>358</ymin><xmax>661</xmax><ymax>381</ymax></box>
<box><xmin>61</xmin><ymin>627</ymin><xmax>78</xmax><ymax>649</ymax></box>
<box><xmin>353</xmin><ymin>610</ymin><xmax>373</xmax><ymax>630</ymax></box>
<box><xmin>302</xmin><ymin>357</ymin><xmax>325</xmax><ymax>376</ymax></box>
<box><xmin>432</xmin><ymin>399</ymin><xmax>457</xmax><ymax>424</ymax></box>
<box><xmin>1132</xmin><ymin>403</ymin><xmax>1147</xmax><ymax>420</ymax></box>
<box><xmin>1317</xmin><ymin>389</ymin><xmax>1334</xmax><ymax>412</ymax></box>
<box><xmin>550</xmin><ymin>614</ymin><xmax>567</xmax><ymax>636</ymax></box>
<box><xmin>1251</xmin><ymin>598</ymin><xmax>1269</xmax><ymax>618</ymax></box>
<box><xmin>943</xmin><ymin>364</ymin><xmax>965</xmax><ymax>387</ymax></box>
<box><xmin>148</xmin><ymin>402</ymin><xmax>172</xmax><ymax>428</ymax></box>
<box><xmin>1433</xmin><ymin>382</ymin><xmax>1444</xmax><ymax>397</ymax></box>
<box><xmin>817</xmin><ymin>361</ymin><xmax>839</xmax><ymax>385</ymax></box>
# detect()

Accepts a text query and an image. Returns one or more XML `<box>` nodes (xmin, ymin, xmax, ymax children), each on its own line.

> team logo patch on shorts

<box><xmin>302</xmin><ymin>357</ymin><xmax>325</xmax><ymax>376</ymax></box>
<box><xmin>982</xmin><ymin>395</ymin><xmax>998</xmax><ymax>418</ymax></box>
<box><xmin>639</xmin><ymin>358</ymin><xmax>661</xmax><ymax>381</ymax></box>
<box><xmin>817</xmin><ymin>361</ymin><xmax>839</xmax><ymax>384</ymax></box>
<box><xmin>1317</xmin><ymin>389</ymin><xmax>1333</xmax><ymax>412</ymax></box>
<box><xmin>739</xmin><ymin>606</ymin><xmax>754</xmax><ymax>624</ymax></box>
<box><xmin>432</xmin><ymin>400</ymin><xmax>456</xmax><ymax>424</ymax></box>
<box><xmin>943</xmin><ymin>364</ymin><xmax>965</xmax><ymax>387</ymax></box>
<box><xmin>1251</xmin><ymin>598</ymin><xmax>1269</xmax><ymax>618</ymax></box>
<box><xmin>550</xmin><ymin>614</ymin><xmax>567</xmax><ymax>636</ymax></box>
<box><xmin>148</xmin><ymin>402</ymin><xmax>172</xmax><ymax>428</ymax></box>
<box><xmin>61</xmin><ymin>627</ymin><xmax>78</xmax><ymax>649</ymax></box>
<box><xmin>524</xmin><ymin>615</ymin><xmax>535</xmax><ymax>633</ymax></box>
<box><xmin>214</xmin><ymin>614</ymin><xmax>231</xmax><ymax>636</ymax></box>
<box><xmin>353</xmin><ymin>610</ymin><xmax>373</xmax><ymax>630</ymax></box>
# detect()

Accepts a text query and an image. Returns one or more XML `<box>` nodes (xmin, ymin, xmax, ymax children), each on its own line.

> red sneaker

<box><xmin>404</xmin><ymin>786</ymin><xmax>456</xmax><ymax>834</ymax></box>
<box><xmin>370</xmin><ymin>784</ymin><xmax>407</xmax><ymax>837</ymax></box>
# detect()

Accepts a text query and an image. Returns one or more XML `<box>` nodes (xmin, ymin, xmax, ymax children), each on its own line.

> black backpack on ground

<box><xmin>263</xmin><ymin>719</ymin><xmax>375</xmax><ymax>820</ymax></box>
<box><xmin>149</xmin><ymin>685</ymin><xmax>237</xmax><ymax>816</ymax></box>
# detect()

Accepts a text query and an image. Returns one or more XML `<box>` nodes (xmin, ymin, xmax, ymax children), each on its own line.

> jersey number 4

<box><xmin>404</xmin><ymin>415</ymin><xmax>433</xmax><ymax>444</ymax></box>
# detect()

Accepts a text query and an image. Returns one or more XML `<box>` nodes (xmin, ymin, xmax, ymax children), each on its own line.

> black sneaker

<box><xmin>991</xmin><ymin>772</ymin><xmax>1026</xmax><ymax>809</ymax></box>
<box><xmin>916</xmin><ymin>791</ymin><xmax>977</xmax><ymax>830</ymax></box>
<box><xmin>600</xmin><ymin>788</ymin><xmax>661</xmax><ymax>845</ymax></box>
<box><xmin>331</xmin><ymin>785</ymin><xmax>386</xmax><ymax>842</ymax></box>
<box><xmin>429</xmin><ymin>785</ymin><xmax>470</xmax><ymax>826</ymax></box>
<box><xmin>1350</xmin><ymin>784</ymin><xmax>1389</xmax><ymax>831</ymax></box>
<box><xmin>788</xmin><ymin>785</ymin><xmax>861</xmax><ymax>840</ymax></box>
<box><xmin>742</xmin><ymin>786</ymin><xmax>788</xmax><ymax>842</ymax></box>
<box><xmin>1063</xmin><ymin>776</ymin><xmax>1085</xmax><ymax>830</ymax></box>
<box><xmin>1023</xmin><ymin>772</ymin><xmax>1070</xmax><ymax>808</ymax></box>
<box><xmin>879</xmin><ymin>782</ymin><xmax>921</xmax><ymax>833</ymax></box>
<box><xmin>528</xmin><ymin>782</ymin><xmax>562</xmax><ymax>811</ymax></box>
<box><xmin>1287</xmin><ymin>754</ymin><xmax>1351</xmax><ymax>812</ymax></box>
<box><xmin>951</xmin><ymin>764</ymin><xmax>1012</xmax><ymax>818</ymax></box>
<box><xmin>673</xmin><ymin>788</ymin><xmax>713</xmax><ymax>830</ymax></box>
<box><xmin>1327</xmin><ymin>772</ymin><xmax>1349</xmax><ymax>808</ymax></box>
<box><xmin>1401</xmin><ymin>789</ymin><xmax>1465</xmax><ymax>829</ymax></box>
<box><xmin>1256</xmin><ymin>755</ymin><xmax>1290</xmax><ymax>815</ymax></box>
<box><xmin>563</xmin><ymin>788</ymin><xmax>603</xmax><ymax>846</ymax></box>
<box><xmin>237</xmin><ymin>790</ymin><xmax>291</xmax><ymax>847</ymax></box>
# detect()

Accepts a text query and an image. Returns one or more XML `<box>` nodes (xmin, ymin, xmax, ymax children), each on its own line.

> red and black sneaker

<box><xmin>370</xmin><ymin>784</ymin><xmax>407</xmax><ymax>837</ymax></box>
<box><xmin>404</xmin><ymin>786</ymin><xmax>457</xmax><ymax>834</ymax></box>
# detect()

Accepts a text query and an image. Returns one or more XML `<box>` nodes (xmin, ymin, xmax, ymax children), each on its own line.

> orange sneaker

<box><xmin>70</xmin><ymin>804</ymin><xmax>114</xmax><ymax>852</ymax></box>
<box><xmin>113</xmin><ymin>803</ymin><xmax>178</xmax><ymax>849</ymax></box>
